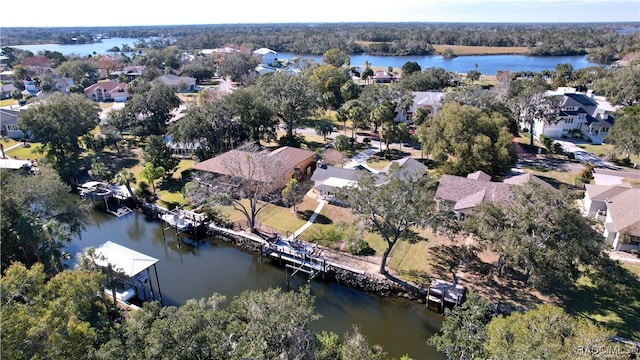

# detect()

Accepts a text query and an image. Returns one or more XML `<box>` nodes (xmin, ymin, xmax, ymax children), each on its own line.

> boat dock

<box><xmin>261</xmin><ymin>238</ymin><xmax>328</xmax><ymax>285</ymax></box>
<box><xmin>426</xmin><ymin>279</ymin><xmax>465</xmax><ymax>312</ymax></box>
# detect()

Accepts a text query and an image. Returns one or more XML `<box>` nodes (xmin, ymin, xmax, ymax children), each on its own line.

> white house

<box><xmin>582</xmin><ymin>183</ymin><xmax>640</xmax><ymax>251</ymax></box>
<box><xmin>0</xmin><ymin>108</ymin><xmax>29</xmax><ymax>139</ymax></box>
<box><xmin>252</xmin><ymin>48</ymin><xmax>277</xmax><ymax>66</ymax></box>
<box><xmin>395</xmin><ymin>91</ymin><xmax>445</xmax><ymax>124</ymax></box>
<box><xmin>530</xmin><ymin>87</ymin><xmax>617</xmax><ymax>145</ymax></box>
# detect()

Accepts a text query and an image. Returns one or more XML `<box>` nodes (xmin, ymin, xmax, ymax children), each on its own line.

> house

<box><xmin>83</xmin><ymin>81</ymin><xmax>130</xmax><ymax>102</ymax></box>
<box><xmin>529</xmin><ymin>87</ymin><xmax>618</xmax><ymax>145</ymax></box>
<box><xmin>311</xmin><ymin>157</ymin><xmax>427</xmax><ymax>201</ymax></box>
<box><xmin>0</xmin><ymin>70</ymin><xmax>14</xmax><ymax>82</ymax></box>
<box><xmin>0</xmin><ymin>108</ymin><xmax>29</xmax><ymax>139</ymax></box>
<box><xmin>256</xmin><ymin>64</ymin><xmax>277</xmax><ymax>76</ymax></box>
<box><xmin>582</xmin><ymin>183</ymin><xmax>640</xmax><ymax>251</ymax></box>
<box><xmin>252</xmin><ymin>48</ymin><xmax>277</xmax><ymax>66</ymax></box>
<box><xmin>1</xmin><ymin>83</ymin><xmax>16</xmax><ymax>99</ymax></box>
<box><xmin>22</xmin><ymin>76</ymin><xmax>38</xmax><ymax>95</ymax></box>
<box><xmin>435</xmin><ymin>170</ymin><xmax>550</xmax><ymax>219</ymax></box>
<box><xmin>373</xmin><ymin>70</ymin><xmax>395</xmax><ymax>83</ymax></box>
<box><xmin>109</xmin><ymin>65</ymin><xmax>145</xmax><ymax>81</ymax></box>
<box><xmin>154</xmin><ymin>74</ymin><xmax>197</xmax><ymax>92</ymax></box>
<box><xmin>395</xmin><ymin>91</ymin><xmax>445</xmax><ymax>124</ymax></box>
<box><xmin>192</xmin><ymin>146</ymin><xmax>316</xmax><ymax>189</ymax></box>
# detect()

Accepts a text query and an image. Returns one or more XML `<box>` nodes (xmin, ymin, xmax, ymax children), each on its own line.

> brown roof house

<box><xmin>582</xmin><ymin>183</ymin><xmax>640</xmax><ymax>251</ymax></box>
<box><xmin>435</xmin><ymin>170</ymin><xmax>551</xmax><ymax>220</ymax></box>
<box><xmin>84</xmin><ymin>81</ymin><xmax>130</xmax><ymax>102</ymax></box>
<box><xmin>192</xmin><ymin>146</ymin><xmax>316</xmax><ymax>189</ymax></box>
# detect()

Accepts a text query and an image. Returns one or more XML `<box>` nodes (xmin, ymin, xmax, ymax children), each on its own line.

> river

<box><xmin>66</xmin><ymin>209</ymin><xmax>444</xmax><ymax>359</ymax></box>
<box><xmin>11</xmin><ymin>37</ymin><xmax>597</xmax><ymax>75</ymax></box>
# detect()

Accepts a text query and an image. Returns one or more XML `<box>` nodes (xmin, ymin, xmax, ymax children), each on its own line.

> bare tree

<box><xmin>188</xmin><ymin>144</ymin><xmax>283</xmax><ymax>234</ymax></box>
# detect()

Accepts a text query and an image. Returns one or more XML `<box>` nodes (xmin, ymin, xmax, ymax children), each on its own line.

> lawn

<box><xmin>563</xmin><ymin>263</ymin><xmax>640</xmax><ymax>340</ymax></box>
<box><xmin>577</xmin><ymin>142</ymin><xmax>640</xmax><ymax>168</ymax></box>
<box><xmin>4</xmin><ymin>142</ymin><xmax>45</xmax><ymax>160</ymax></box>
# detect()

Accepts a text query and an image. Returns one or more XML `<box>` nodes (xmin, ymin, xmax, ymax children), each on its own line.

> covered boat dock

<box><xmin>91</xmin><ymin>241</ymin><xmax>163</xmax><ymax>306</ymax></box>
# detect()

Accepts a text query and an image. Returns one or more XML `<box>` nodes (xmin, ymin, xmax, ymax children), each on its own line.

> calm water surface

<box><xmin>12</xmin><ymin>38</ymin><xmax>598</xmax><ymax>75</ymax></box>
<box><xmin>67</xmin><ymin>210</ymin><xmax>444</xmax><ymax>359</ymax></box>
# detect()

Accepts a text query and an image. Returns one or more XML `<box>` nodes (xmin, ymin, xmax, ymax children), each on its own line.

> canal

<box><xmin>66</xmin><ymin>209</ymin><xmax>445</xmax><ymax>359</ymax></box>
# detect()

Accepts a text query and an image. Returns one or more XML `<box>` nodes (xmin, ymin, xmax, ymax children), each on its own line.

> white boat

<box><xmin>161</xmin><ymin>212</ymin><xmax>194</xmax><ymax>231</ymax></box>
<box><xmin>78</xmin><ymin>181</ymin><xmax>111</xmax><ymax>200</ymax></box>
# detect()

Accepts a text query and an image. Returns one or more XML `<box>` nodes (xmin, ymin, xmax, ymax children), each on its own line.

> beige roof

<box><xmin>436</xmin><ymin>172</ymin><xmax>550</xmax><ymax>211</ymax></box>
<box><xmin>598</xmin><ymin>186</ymin><xmax>640</xmax><ymax>237</ymax></box>
<box><xmin>504</xmin><ymin>173</ymin><xmax>552</xmax><ymax>187</ymax></box>
<box><xmin>436</xmin><ymin>174</ymin><xmax>513</xmax><ymax>210</ymax></box>
<box><xmin>585</xmin><ymin>183</ymin><xmax>633</xmax><ymax>201</ymax></box>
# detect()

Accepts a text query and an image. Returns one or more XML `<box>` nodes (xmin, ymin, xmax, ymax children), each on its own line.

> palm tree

<box><xmin>314</xmin><ymin>120</ymin><xmax>334</xmax><ymax>141</ymax></box>
<box><xmin>114</xmin><ymin>169</ymin><xmax>137</xmax><ymax>203</ymax></box>
<box><xmin>140</xmin><ymin>163</ymin><xmax>165</xmax><ymax>195</ymax></box>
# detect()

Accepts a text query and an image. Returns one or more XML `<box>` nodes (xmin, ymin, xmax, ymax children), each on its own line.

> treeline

<box><xmin>4</xmin><ymin>23</ymin><xmax>640</xmax><ymax>61</ymax></box>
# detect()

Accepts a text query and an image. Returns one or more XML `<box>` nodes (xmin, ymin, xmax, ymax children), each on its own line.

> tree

<box><xmin>309</xmin><ymin>64</ymin><xmax>351</xmax><ymax>109</ymax></box>
<box><xmin>140</xmin><ymin>163</ymin><xmax>165</xmax><ymax>195</ymax></box>
<box><xmin>341</xmin><ymin>165</ymin><xmax>448</xmax><ymax>274</ymax></box>
<box><xmin>422</xmin><ymin>102</ymin><xmax>516</xmax><ymax>176</ymax></box>
<box><xmin>111</xmin><ymin>80</ymin><xmax>180</xmax><ymax>137</ymax></box>
<box><xmin>1</xmin><ymin>165</ymin><xmax>89</xmax><ymax>273</ymax></box>
<box><xmin>18</xmin><ymin>93</ymin><xmax>100</xmax><ymax>181</ymax></box>
<box><xmin>428</xmin><ymin>291</ymin><xmax>494</xmax><ymax>360</ymax></box>
<box><xmin>466</xmin><ymin>182</ymin><xmax>606</xmax><ymax>290</ymax></box>
<box><xmin>185</xmin><ymin>144</ymin><xmax>283</xmax><ymax>233</ymax></box>
<box><xmin>594</xmin><ymin>66</ymin><xmax>640</xmax><ymax>106</ymax></box>
<box><xmin>217</xmin><ymin>52</ymin><xmax>258</xmax><ymax>85</ymax></box>
<box><xmin>401</xmin><ymin>61</ymin><xmax>421</xmax><ymax>76</ymax></box>
<box><xmin>224</xmin><ymin>87</ymin><xmax>277</xmax><ymax>146</ymax></box>
<box><xmin>282</xmin><ymin>178</ymin><xmax>305</xmax><ymax>211</ymax></box>
<box><xmin>485</xmin><ymin>304</ymin><xmax>615</xmax><ymax>360</ymax></box>
<box><xmin>333</xmin><ymin>134</ymin><xmax>351</xmax><ymax>151</ymax></box>
<box><xmin>442</xmin><ymin>48</ymin><xmax>456</xmax><ymax>59</ymax></box>
<box><xmin>96</xmin><ymin>287</ymin><xmax>322</xmax><ymax>360</ymax></box>
<box><xmin>257</xmin><ymin>72</ymin><xmax>320</xmax><ymax>143</ymax></box>
<box><xmin>114</xmin><ymin>169</ymin><xmax>137</xmax><ymax>201</ymax></box>
<box><xmin>340</xmin><ymin>99</ymin><xmax>369</xmax><ymax>138</ymax></box>
<box><xmin>315</xmin><ymin>120</ymin><xmax>334</xmax><ymax>141</ymax></box>
<box><xmin>1</xmin><ymin>262</ymin><xmax>109</xmax><ymax>360</ymax></box>
<box><xmin>88</xmin><ymin>160</ymin><xmax>112</xmax><ymax>182</ymax></box>
<box><xmin>607</xmin><ymin>105</ymin><xmax>640</xmax><ymax>161</ymax></box>
<box><xmin>412</xmin><ymin>107</ymin><xmax>431</xmax><ymax>126</ymax></box>
<box><xmin>143</xmin><ymin>135</ymin><xmax>179</xmax><ymax>176</ymax></box>
<box><xmin>467</xmin><ymin>70</ymin><xmax>481</xmax><ymax>84</ymax></box>
<box><xmin>322</xmin><ymin>48</ymin><xmax>350</xmax><ymax>67</ymax></box>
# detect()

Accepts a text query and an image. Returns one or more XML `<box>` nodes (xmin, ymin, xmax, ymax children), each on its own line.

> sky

<box><xmin>2</xmin><ymin>0</ymin><xmax>638</xmax><ymax>27</ymax></box>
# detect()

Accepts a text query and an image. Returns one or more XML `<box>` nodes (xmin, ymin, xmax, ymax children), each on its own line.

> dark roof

<box><xmin>564</xmin><ymin>93</ymin><xmax>597</xmax><ymax>108</ymax></box>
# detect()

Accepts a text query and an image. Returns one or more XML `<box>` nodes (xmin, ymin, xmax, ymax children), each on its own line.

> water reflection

<box><xmin>68</xmin><ymin>210</ymin><xmax>443</xmax><ymax>359</ymax></box>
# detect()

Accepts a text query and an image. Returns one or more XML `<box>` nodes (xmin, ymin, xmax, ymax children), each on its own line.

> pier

<box><xmin>426</xmin><ymin>279</ymin><xmax>465</xmax><ymax>313</ymax></box>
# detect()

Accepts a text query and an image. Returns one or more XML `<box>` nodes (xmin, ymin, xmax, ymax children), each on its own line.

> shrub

<box><xmin>552</xmin><ymin>142</ymin><xmax>564</xmax><ymax>154</ymax></box>
<box><xmin>347</xmin><ymin>238</ymin><xmax>374</xmax><ymax>255</ymax></box>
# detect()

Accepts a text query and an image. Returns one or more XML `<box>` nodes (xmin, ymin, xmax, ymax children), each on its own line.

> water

<box><xmin>278</xmin><ymin>52</ymin><xmax>597</xmax><ymax>75</ymax></box>
<box><xmin>11</xmin><ymin>37</ymin><xmax>148</xmax><ymax>57</ymax></box>
<box><xmin>67</xmin><ymin>209</ymin><xmax>444</xmax><ymax>359</ymax></box>
<box><xmin>11</xmin><ymin>38</ymin><xmax>597</xmax><ymax>75</ymax></box>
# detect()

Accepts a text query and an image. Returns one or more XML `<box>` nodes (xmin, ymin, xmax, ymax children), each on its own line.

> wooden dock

<box><xmin>426</xmin><ymin>279</ymin><xmax>465</xmax><ymax>313</ymax></box>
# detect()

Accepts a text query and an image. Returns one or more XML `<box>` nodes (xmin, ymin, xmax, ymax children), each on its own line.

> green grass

<box><xmin>562</xmin><ymin>263</ymin><xmax>640</xmax><ymax>340</ymax></box>
<box><xmin>4</xmin><ymin>142</ymin><xmax>45</xmax><ymax>160</ymax></box>
<box><xmin>577</xmin><ymin>143</ymin><xmax>640</xmax><ymax>168</ymax></box>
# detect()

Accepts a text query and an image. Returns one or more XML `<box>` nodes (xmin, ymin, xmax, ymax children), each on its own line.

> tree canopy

<box><xmin>18</xmin><ymin>93</ymin><xmax>100</xmax><ymax>181</ymax></box>
<box><xmin>466</xmin><ymin>182</ymin><xmax>606</xmax><ymax>290</ymax></box>
<box><xmin>418</xmin><ymin>102</ymin><xmax>516</xmax><ymax>176</ymax></box>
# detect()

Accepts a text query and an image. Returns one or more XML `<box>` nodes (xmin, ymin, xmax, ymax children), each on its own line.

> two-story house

<box><xmin>530</xmin><ymin>87</ymin><xmax>617</xmax><ymax>144</ymax></box>
<box><xmin>252</xmin><ymin>48</ymin><xmax>277</xmax><ymax>66</ymax></box>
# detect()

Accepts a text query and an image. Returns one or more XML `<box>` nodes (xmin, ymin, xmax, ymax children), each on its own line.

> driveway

<box><xmin>555</xmin><ymin>140</ymin><xmax>621</xmax><ymax>170</ymax></box>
